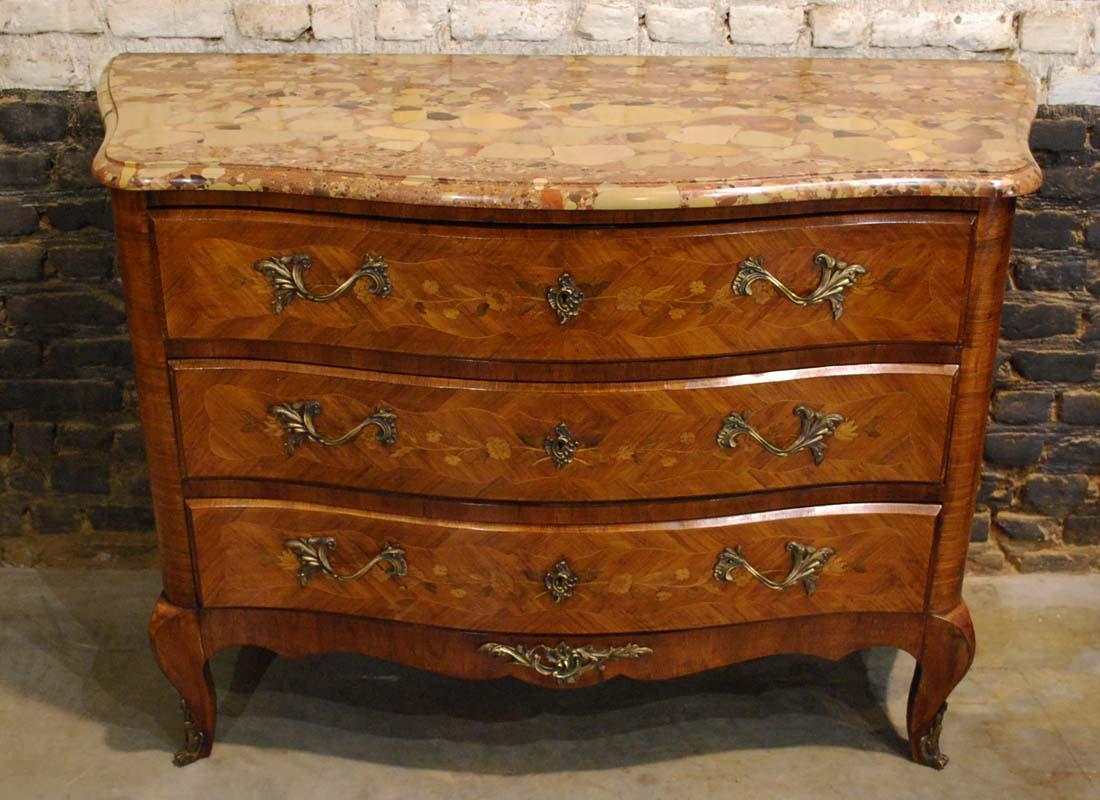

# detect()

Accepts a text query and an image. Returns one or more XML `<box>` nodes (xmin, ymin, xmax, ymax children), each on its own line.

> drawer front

<box><xmin>154</xmin><ymin>210</ymin><xmax>972</xmax><ymax>362</ymax></box>
<box><xmin>190</xmin><ymin>500</ymin><xmax>937</xmax><ymax>632</ymax></box>
<box><xmin>174</xmin><ymin>360</ymin><xmax>956</xmax><ymax>502</ymax></box>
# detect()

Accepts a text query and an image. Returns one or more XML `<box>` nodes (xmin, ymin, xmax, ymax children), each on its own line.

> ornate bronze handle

<box><xmin>713</xmin><ymin>541</ymin><xmax>835</xmax><ymax>596</ymax></box>
<box><xmin>731</xmin><ymin>252</ymin><xmax>866</xmax><ymax>320</ymax></box>
<box><xmin>546</xmin><ymin>272</ymin><xmax>584</xmax><ymax>324</ymax></box>
<box><xmin>284</xmin><ymin>536</ymin><xmax>407</xmax><ymax>587</ymax></box>
<box><xmin>479</xmin><ymin>641</ymin><xmax>652</xmax><ymax>685</ymax></box>
<box><xmin>544</xmin><ymin>422</ymin><xmax>578</xmax><ymax>469</ymax></box>
<box><xmin>717</xmin><ymin>405</ymin><xmax>843</xmax><ymax>466</ymax></box>
<box><xmin>545</xmin><ymin>560</ymin><xmax>579</xmax><ymax>603</ymax></box>
<box><xmin>268</xmin><ymin>400</ymin><xmax>397</xmax><ymax>455</ymax></box>
<box><xmin>254</xmin><ymin>253</ymin><xmax>391</xmax><ymax>314</ymax></box>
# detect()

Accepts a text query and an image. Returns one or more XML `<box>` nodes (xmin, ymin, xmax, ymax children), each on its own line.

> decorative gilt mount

<box><xmin>284</xmin><ymin>536</ymin><xmax>407</xmax><ymax>587</ymax></box>
<box><xmin>918</xmin><ymin>703</ymin><xmax>950</xmax><ymax>769</ymax></box>
<box><xmin>479</xmin><ymin>641</ymin><xmax>653</xmax><ymax>685</ymax></box>
<box><xmin>731</xmin><ymin>252</ymin><xmax>867</xmax><ymax>320</ymax></box>
<box><xmin>546</xmin><ymin>272</ymin><xmax>585</xmax><ymax>324</ymax></box>
<box><xmin>173</xmin><ymin>697</ymin><xmax>207</xmax><ymax>768</ymax></box>
<box><xmin>717</xmin><ymin>404</ymin><xmax>844</xmax><ymax>466</ymax></box>
<box><xmin>713</xmin><ymin>540</ymin><xmax>836</xmax><ymax>596</ymax></box>
<box><xmin>268</xmin><ymin>400</ymin><xmax>398</xmax><ymax>455</ymax></box>
<box><xmin>254</xmin><ymin>253</ymin><xmax>391</xmax><ymax>314</ymax></box>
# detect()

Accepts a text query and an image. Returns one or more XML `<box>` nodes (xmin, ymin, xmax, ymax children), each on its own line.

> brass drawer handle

<box><xmin>284</xmin><ymin>536</ymin><xmax>407</xmax><ymax>587</ymax></box>
<box><xmin>269</xmin><ymin>400</ymin><xmax>398</xmax><ymax>455</ymax></box>
<box><xmin>479</xmin><ymin>641</ymin><xmax>652</xmax><ymax>685</ymax></box>
<box><xmin>545</xmin><ymin>560</ymin><xmax>579</xmax><ymax>603</ymax></box>
<box><xmin>713</xmin><ymin>541</ymin><xmax>835</xmax><ymax>596</ymax></box>
<box><xmin>544</xmin><ymin>422</ymin><xmax>578</xmax><ymax>469</ymax></box>
<box><xmin>717</xmin><ymin>404</ymin><xmax>843</xmax><ymax>466</ymax></box>
<box><xmin>546</xmin><ymin>272</ymin><xmax>584</xmax><ymax>324</ymax></box>
<box><xmin>731</xmin><ymin>252</ymin><xmax>866</xmax><ymax>320</ymax></box>
<box><xmin>254</xmin><ymin>253</ymin><xmax>391</xmax><ymax>314</ymax></box>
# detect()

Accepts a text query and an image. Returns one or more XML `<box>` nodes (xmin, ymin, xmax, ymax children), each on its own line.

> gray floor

<box><xmin>1</xmin><ymin>570</ymin><xmax>1097</xmax><ymax>800</ymax></box>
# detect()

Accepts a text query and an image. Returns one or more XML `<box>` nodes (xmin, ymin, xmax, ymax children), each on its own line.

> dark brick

<box><xmin>0</xmin><ymin>381</ymin><xmax>120</xmax><ymax>416</ymax></box>
<box><xmin>30</xmin><ymin>503</ymin><xmax>82</xmax><ymax>534</ymax></box>
<box><xmin>51</xmin><ymin>455</ymin><xmax>110</xmax><ymax>493</ymax></box>
<box><xmin>992</xmin><ymin>390</ymin><xmax>1053</xmax><ymax>424</ymax></box>
<box><xmin>1014</xmin><ymin>257</ymin><xmax>1087</xmax><ymax>291</ymax></box>
<box><xmin>0</xmin><ymin>339</ymin><xmax>39</xmax><ymax>370</ymax></box>
<box><xmin>12</xmin><ymin>421</ymin><xmax>53</xmax><ymax>456</ymax></box>
<box><xmin>0</xmin><ymin>420</ymin><xmax>10</xmax><ymax>455</ymax></box>
<box><xmin>48</xmin><ymin>244</ymin><xmax>112</xmax><ymax>279</ymax></box>
<box><xmin>0</xmin><ymin>151</ymin><xmax>51</xmax><ymax>187</ymax></box>
<box><xmin>1087</xmin><ymin>217</ymin><xmax>1100</xmax><ymax>250</ymax></box>
<box><xmin>56</xmin><ymin>423</ymin><xmax>114</xmax><ymax>453</ymax></box>
<box><xmin>995</xmin><ymin>511</ymin><xmax>1058</xmax><ymax>542</ymax></box>
<box><xmin>87</xmin><ymin>503</ymin><xmax>154</xmax><ymax>532</ymax></box>
<box><xmin>0</xmin><ymin>201</ymin><xmax>38</xmax><ymax>236</ymax></box>
<box><xmin>5</xmin><ymin>291</ymin><xmax>126</xmax><ymax>326</ymax></box>
<box><xmin>978</xmin><ymin>472</ymin><xmax>1015</xmax><ymax>508</ymax></box>
<box><xmin>1039</xmin><ymin>165</ymin><xmax>1100</xmax><ymax>200</ymax></box>
<box><xmin>984</xmin><ymin>431</ymin><xmax>1044</xmax><ymax>466</ymax></box>
<box><xmin>1012</xmin><ymin>350</ymin><xmax>1097</xmax><ymax>382</ymax></box>
<box><xmin>46</xmin><ymin>337</ymin><xmax>133</xmax><ymax>371</ymax></box>
<box><xmin>971</xmin><ymin>507</ymin><xmax>990</xmax><ymax>542</ymax></box>
<box><xmin>1046</xmin><ymin>435</ymin><xmax>1100</xmax><ymax>468</ymax></box>
<box><xmin>128</xmin><ymin>472</ymin><xmax>150</xmax><ymax>496</ymax></box>
<box><xmin>0</xmin><ymin>101</ymin><xmax>69</xmax><ymax>143</ymax></box>
<box><xmin>0</xmin><ymin>242</ymin><xmax>44</xmax><ymax>282</ymax></box>
<box><xmin>1064</xmin><ymin>516</ymin><xmax>1100</xmax><ymax>546</ymax></box>
<box><xmin>1029</xmin><ymin>118</ymin><xmax>1087</xmax><ymax>152</ymax></box>
<box><xmin>114</xmin><ymin>424</ymin><xmax>145</xmax><ymax>457</ymax></box>
<box><xmin>54</xmin><ymin>146</ymin><xmax>98</xmax><ymax>189</ymax></box>
<box><xmin>1084</xmin><ymin>317</ymin><xmax>1100</xmax><ymax>342</ymax></box>
<box><xmin>75</xmin><ymin>95</ymin><xmax>104</xmax><ymax>142</ymax></box>
<box><xmin>1000</xmin><ymin>300</ymin><xmax>1078</xmax><ymax>339</ymax></box>
<box><xmin>44</xmin><ymin>197</ymin><xmax>112</xmax><ymax>231</ymax></box>
<box><xmin>1062</xmin><ymin>390</ymin><xmax>1100</xmax><ymax>425</ymax></box>
<box><xmin>0</xmin><ymin>500</ymin><xmax>25</xmax><ymax>536</ymax></box>
<box><xmin>1024</xmin><ymin>474</ymin><xmax>1090</xmax><ymax>516</ymax></box>
<box><xmin>9</xmin><ymin>463</ymin><xmax>46</xmax><ymax>492</ymax></box>
<box><xmin>1012</xmin><ymin>211</ymin><xmax>1078</xmax><ymax>250</ymax></box>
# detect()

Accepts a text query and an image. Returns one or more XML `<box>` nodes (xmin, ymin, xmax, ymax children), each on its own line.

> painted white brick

<box><xmin>576</xmin><ymin>0</ymin><xmax>638</xmax><ymax>42</ymax></box>
<box><xmin>810</xmin><ymin>4</ymin><xmax>867</xmax><ymax>49</ymax></box>
<box><xmin>871</xmin><ymin>9</ymin><xmax>1014</xmax><ymax>52</ymax></box>
<box><xmin>450</xmin><ymin>0</ymin><xmax>571</xmax><ymax>42</ymax></box>
<box><xmin>0</xmin><ymin>0</ymin><xmax>102</xmax><ymax>34</ymax></box>
<box><xmin>234</xmin><ymin>1</ymin><xmax>311</xmax><ymax>40</ymax></box>
<box><xmin>1020</xmin><ymin>13</ymin><xmax>1086</xmax><ymax>55</ymax></box>
<box><xmin>107</xmin><ymin>0</ymin><xmax>227</xmax><ymax>39</ymax></box>
<box><xmin>0</xmin><ymin>34</ymin><xmax>85</xmax><ymax>89</ymax></box>
<box><xmin>310</xmin><ymin>0</ymin><xmax>354</xmax><ymax>40</ymax></box>
<box><xmin>1049</xmin><ymin>66</ymin><xmax>1100</xmax><ymax>105</ymax></box>
<box><xmin>376</xmin><ymin>0</ymin><xmax>448</xmax><ymax>41</ymax></box>
<box><xmin>729</xmin><ymin>4</ymin><xmax>803</xmax><ymax>47</ymax></box>
<box><xmin>644</xmin><ymin>4</ymin><xmax>719</xmax><ymax>44</ymax></box>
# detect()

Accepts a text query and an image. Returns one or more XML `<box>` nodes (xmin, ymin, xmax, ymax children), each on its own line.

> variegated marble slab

<box><xmin>93</xmin><ymin>53</ymin><xmax>1041</xmax><ymax>210</ymax></box>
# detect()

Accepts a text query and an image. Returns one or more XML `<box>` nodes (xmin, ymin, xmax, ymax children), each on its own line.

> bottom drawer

<box><xmin>189</xmin><ymin>499</ymin><xmax>938</xmax><ymax>633</ymax></box>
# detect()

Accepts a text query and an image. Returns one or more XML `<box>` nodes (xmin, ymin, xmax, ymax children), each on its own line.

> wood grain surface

<box><xmin>189</xmin><ymin>499</ymin><xmax>938</xmax><ymax>632</ymax></box>
<box><xmin>153</xmin><ymin>209</ymin><xmax>973</xmax><ymax>363</ymax></box>
<box><xmin>173</xmin><ymin>360</ymin><xmax>957</xmax><ymax>502</ymax></box>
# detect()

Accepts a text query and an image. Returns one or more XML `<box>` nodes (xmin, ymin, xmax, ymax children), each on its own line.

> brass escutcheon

<box><xmin>545</xmin><ymin>559</ymin><xmax>580</xmax><ymax>603</ymax></box>
<box><xmin>546</xmin><ymin>272</ymin><xmax>585</xmax><ymax>324</ymax></box>
<box><xmin>731</xmin><ymin>251</ymin><xmax>867</xmax><ymax>320</ymax></box>
<box><xmin>544</xmin><ymin>422</ymin><xmax>578</xmax><ymax>469</ymax></box>
<box><xmin>254</xmin><ymin>253</ymin><xmax>391</xmax><ymax>315</ymax></box>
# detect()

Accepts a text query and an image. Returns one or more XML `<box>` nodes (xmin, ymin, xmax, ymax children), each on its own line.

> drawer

<box><xmin>173</xmin><ymin>360</ymin><xmax>956</xmax><ymax>502</ymax></box>
<box><xmin>189</xmin><ymin>499</ymin><xmax>938</xmax><ymax>632</ymax></box>
<box><xmin>153</xmin><ymin>209</ymin><xmax>973</xmax><ymax>362</ymax></box>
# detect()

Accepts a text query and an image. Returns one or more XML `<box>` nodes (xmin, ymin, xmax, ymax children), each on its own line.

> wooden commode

<box><xmin>93</xmin><ymin>53</ymin><xmax>1041</xmax><ymax>768</ymax></box>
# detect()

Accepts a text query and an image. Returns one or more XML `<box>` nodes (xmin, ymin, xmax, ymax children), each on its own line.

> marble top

<box><xmin>93</xmin><ymin>53</ymin><xmax>1041</xmax><ymax>210</ymax></box>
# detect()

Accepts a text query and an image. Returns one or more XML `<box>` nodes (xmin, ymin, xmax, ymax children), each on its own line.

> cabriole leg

<box><xmin>148</xmin><ymin>594</ymin><xmax>217</xmax><ymax>766</ymax></box>
<box><xmin>906</xmin><ymin>603</ymin><xmax>975</xmax><ymax>769</ymax></box>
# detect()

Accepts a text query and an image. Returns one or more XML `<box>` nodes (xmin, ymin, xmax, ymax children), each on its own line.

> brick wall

<box><xmin>0</xmin><ymin>1</ymin><xmax>1097</xmax><ymax>570</ymax></box>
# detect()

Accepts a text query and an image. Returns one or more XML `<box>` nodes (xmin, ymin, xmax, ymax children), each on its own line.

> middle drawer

<box><xmin>173</xmin><ymin>360</ymin><xmax>956</xmax><ymax>502</ymax></box>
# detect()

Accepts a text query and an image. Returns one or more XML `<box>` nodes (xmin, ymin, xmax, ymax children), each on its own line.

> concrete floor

<box><xmin>0</xmin><ymin>571</ymin><xmax>1097</xmax><ymax>800</ymax></box>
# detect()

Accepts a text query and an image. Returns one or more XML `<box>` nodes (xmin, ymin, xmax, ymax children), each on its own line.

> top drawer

<box><xmin>152</xmin><ymin>209</ymin><xmax>973</xmax><ymax>363</ymax></box>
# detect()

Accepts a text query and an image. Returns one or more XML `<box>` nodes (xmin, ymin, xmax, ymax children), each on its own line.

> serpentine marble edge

<box><xmin>93</xmin><ymin>53</ymin><xmax>1041</xmax><ymax>211</ymax></box>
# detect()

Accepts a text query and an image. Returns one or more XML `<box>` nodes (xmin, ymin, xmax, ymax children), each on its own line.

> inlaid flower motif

<box><xmin>426</xmin><ymin>430</ymin><xmax>443</xmax><ymax>443</ymax></box>
<box><xmin>661</xmin><ymin>456</ymin><xmax>678</xmax><ymax>467</ymax></box>
<box><xmin>678</xmin><ymin>431</ymin><xmax>695</xmax><ymax>445</ymax></box>
<box><xmin>616</xmin><ymin>445</ymin><xmax>635</xmax><ymax>461</ymax></box>
<box><xmin>616</xmin><ymin>286</ymin><xmax>643</xmax><ymax>312</ymax></box>
<box><xmin>486</xmin><ymin>436</ymin><xmax>511</xmax><ymax>460</ymax></box>
<box><xmin>444</xmin><ymin>454</ymin><xmax>462</xmax><ymax>466</ymax></box>
<box><xmin>442</xmin><ymin>308</ymin><xmax>460</xmax><ymax>319</ymax></box>
<box><xmin>689</xmin><ymin>280</ymin><xmax>706</xmax><ymax>295</ymax></box>
<box><xmin>485</xmin><ymin>289</ymin><xmax>510</xmax><ymax>311</ymax></box>
<box><xmin>668</xmin><ymin>308</ymin><xmax>686</xmax><ymax>319</ymax></box>
<box><xmin>422</xmin><ymin>279</ymin><xmax>440</xmax><ymax>294</ymax></box>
